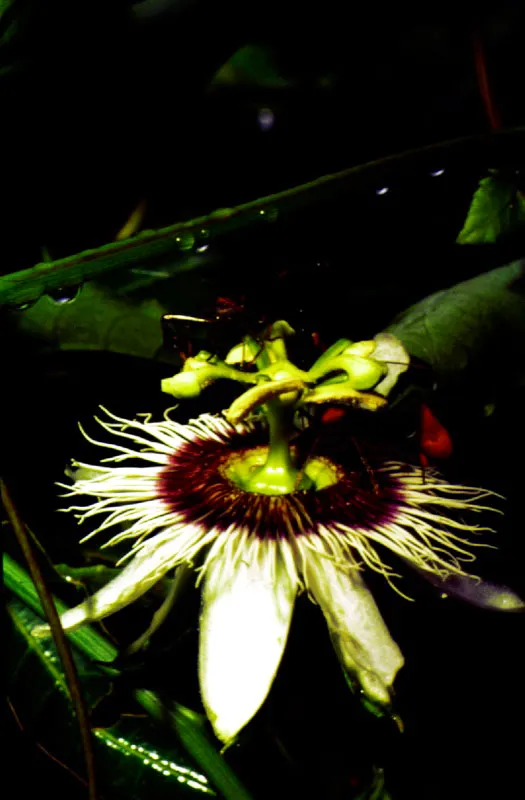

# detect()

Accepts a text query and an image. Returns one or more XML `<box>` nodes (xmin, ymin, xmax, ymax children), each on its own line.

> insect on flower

<box><xmin>33</xmin><ymin>321</ymin><xmax>521</xmax><ymax>748</ymax></box>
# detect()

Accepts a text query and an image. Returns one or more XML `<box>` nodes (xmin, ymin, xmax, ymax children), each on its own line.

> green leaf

<box><xmin>4</xmin><ymin>553</ymin><xmax>254</xmax><ymax>800</ymax></box>
<box><xmin>10</xmin><ymin>282</ymin><xmax>170</xmax><ymax>361</ymax></box>
<box><xmin>356</xmin><ymin>768</ymin><xmax>392</xmax><ymax>800</ymax></box>
<box><xmin>457</xmin><ymin>172</ymin><xmax>525</xmax><ymax>244</ymax></box>
<box><xmin>385</xmin><ymin>261</ymin><xmax>525</xmax><ymax>389</ymax></box>
<box><xmin>0</xmin><ymin>0</ymin><xmax>27</xmax><ymax>76</ymax></box>
<box><xmin>211</xmin><ymin>45</ymin><xmax>290</xmax><ymax>88</ymax></box>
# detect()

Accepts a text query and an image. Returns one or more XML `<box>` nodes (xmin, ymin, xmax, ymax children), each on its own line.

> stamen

<box><xmin>54</xmin><ymin>409</ymin><xmax>500</xmax><ymax>615</ymax></box>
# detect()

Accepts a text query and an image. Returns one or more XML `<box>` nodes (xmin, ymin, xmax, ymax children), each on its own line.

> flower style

<box><xmin>32</xmin><ymin>323</ymin><xmax>504</xmax><ymax>746</ymax></box>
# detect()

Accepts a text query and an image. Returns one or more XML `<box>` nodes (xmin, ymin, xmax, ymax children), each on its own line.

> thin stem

<box><xmin>4</xmin><ymin>554</ymin><xmax>254</xmax><ymax>800</ymax></box>
<box><xmin>7</xmin><ymin>696</ymin><xmax>89</xmax><ymax>789</ymax></box>
<box><xmin>2</xmin><ymin>127</ymin><xmax>522</xmax><ymax>306</ymax></box>
<box><xmin>238</xmin><ymin>400</ymin><xmax>312</xmax><ymax>495</ymax></box>
<box><xmin>264</xmin><ymin>401</ymin><xmax>295</xmax><ymax>475</ymax></box>
<box><xmin>264</xmin><ymin>321</ymin><xmax>292</xmax><ymax>363</ymax></box>
<box><xmin>1</xmin><ymin>480</ymin><xmax>98</xmax><ymax>800</ymax></box>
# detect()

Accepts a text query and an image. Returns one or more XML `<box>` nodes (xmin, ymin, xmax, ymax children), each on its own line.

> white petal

<box><xmin>199</xmin><ymin>537</ymin><xmax>297</xmax><ymax>745</ymax></box>
<box><xmin>300</xmin><ymin>545</ymin><xmax>404</xmax><ymax>705</ymax></box>
<box><xmin>32</xmin><ymin>532</ymin><xmax>186</xmax><ymax>637</ymax></box>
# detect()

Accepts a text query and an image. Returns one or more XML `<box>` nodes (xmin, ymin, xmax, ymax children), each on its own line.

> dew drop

<box><xmin>257</xmin><ymin>107</ymin><xmax>275</xmax><ymax>131</ymax></box>
<box><xmin>174</xmin><ymin>232</ymin><xmax>195</xmax><ymax>251</ymax></box>
<box><xmin>258</xmin><ymin>208</ymin><xmax>278</xmax><ymax>220</ymax></box>
<box><xmin>47</xmin><ymin>285</ymin><xmax>81</xmax><ymax>304</ymax></box>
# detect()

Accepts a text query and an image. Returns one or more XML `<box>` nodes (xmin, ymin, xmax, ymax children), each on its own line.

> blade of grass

<box><xmin>3</xmin><ymin>551</ymin><xmax>254</xmax><ymax>800</ymax></box>
<box><xmin>1</xmin><ymin>480</ymin><xmax>98</xmax><ymax>800</ymax></box>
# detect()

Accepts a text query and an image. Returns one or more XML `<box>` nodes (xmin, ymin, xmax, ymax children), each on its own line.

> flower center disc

<box><xmin>222</xmin><ymin>446</ymin><xmax>340</xmax><ymax>496</ymax></box>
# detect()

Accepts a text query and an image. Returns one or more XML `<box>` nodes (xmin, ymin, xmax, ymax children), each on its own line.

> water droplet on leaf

<box><xmin>175</xmin><ymin>232</ymin><xmax>195</xmax><ymax>251</ymax></box>
<box><xmin>47</xmin><ymin>285</ymin><xmax>81</xmax><ymax>304</ymax></box>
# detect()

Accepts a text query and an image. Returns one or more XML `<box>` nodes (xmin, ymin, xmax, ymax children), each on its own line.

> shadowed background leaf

<box><xmin>385</xmin><ymin>260</ymin><xmax>525</xmax><ymax>393</ymax></box>
<box><xmin>457</xmin><ymin>171</ymin><xmax>525</xmax><ymax>243</ymax></box>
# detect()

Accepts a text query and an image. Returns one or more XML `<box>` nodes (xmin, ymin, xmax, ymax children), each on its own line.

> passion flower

<box><xmin>33</xmin><ymin>322</ymin><xmax>502</xmax><ymax>746</ymax></box>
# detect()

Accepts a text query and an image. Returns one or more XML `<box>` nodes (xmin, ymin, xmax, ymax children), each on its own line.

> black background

<box><xmin>2</xmin><ymin>2</ymin><xmax>525</xmax><ymax>799</ymax></box>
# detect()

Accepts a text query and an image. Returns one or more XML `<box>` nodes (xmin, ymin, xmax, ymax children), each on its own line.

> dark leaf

<box><xmin>211</xmin><ymin>45</ymin><xmax>290</xmax><ymax>88</ymax></box>
<box><xmin>385</xmin><ymin>261</ymin><xmax>525</xmax><ymax>391</ymax></box>
<box><xmin>457</xmin><ymin>172</ymin><xmax>525</xmax><ymax>244</ymax></box>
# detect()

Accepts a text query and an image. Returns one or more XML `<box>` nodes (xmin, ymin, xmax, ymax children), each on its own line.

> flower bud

<box><xmin>344</xmin><ymin>356</ymin><xmax>385</xmax><ymax>390</ymax></box>
<box><xmin>342</xmin><ymin>341</ymin><xmax>376</xmax><ymax>358</ymax></box>
<box><xmin>161</xmin><ymin>372</ymin><xmax>201</xmax><ymax>398</ymax></box>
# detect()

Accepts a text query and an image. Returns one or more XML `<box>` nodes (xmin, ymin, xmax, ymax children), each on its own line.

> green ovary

<box><xmin>223</xmin><ymin>447</ymin><xmax>340</xmax><ymax>496</ymax></box>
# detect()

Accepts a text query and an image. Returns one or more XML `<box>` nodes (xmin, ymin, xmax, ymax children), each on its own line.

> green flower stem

<box><xmin>234</xmin><ymin>400</ymin><xmax>312</xmax><ymax>495</ymax></box>
<box><xmin>162</xmin><ymin>360</ymin><xmax>258</xmax><ymax>398</ymax></box>
<box><xmin>264</xmin><ymin>321</ymin><xmax>293</xmax><ymax>363</ymax></box>
<box><xmin>262</xmin><ymin>399</ymin><xmax>296</xmax><ymax>472</ymax></box>
<box><xmin>245</xmin><ymin>334</ymin><xmax>271</xmax><ymax>370</ymax></box>
<box><xmin>184</xmin><ymin>359</ymin><xmax>259</xmax><ymax>385</ymax></box>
